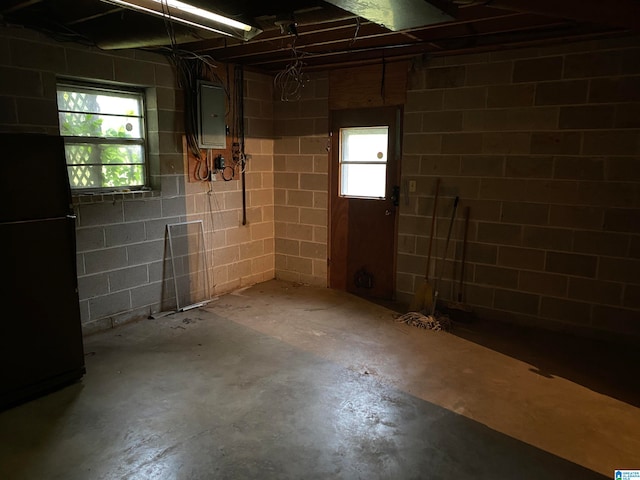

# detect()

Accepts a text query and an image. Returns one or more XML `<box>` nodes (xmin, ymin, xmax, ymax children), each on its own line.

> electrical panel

<box><xmin>197</xmin><ymin>81</ymin><xmax>226</xmax><ymax>149</ymax></box>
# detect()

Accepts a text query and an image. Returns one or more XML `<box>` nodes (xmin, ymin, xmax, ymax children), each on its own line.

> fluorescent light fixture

<box><xmin>102</xmin><ymin>0</ymin><xmax>262</xmax><ymax>40</ymax></box>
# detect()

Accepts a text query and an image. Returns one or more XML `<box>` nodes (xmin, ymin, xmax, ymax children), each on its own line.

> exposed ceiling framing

<box><xmin>1</xmin><ymin>0</ymin><xmax>637</xmax><ymax>73</ymax></box>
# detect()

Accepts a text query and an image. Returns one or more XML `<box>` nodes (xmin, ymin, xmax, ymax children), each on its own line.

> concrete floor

<box><xmin>1</xmin><ymin>279</ymin><xmax>638</xmax><ymax>479</ymax></box>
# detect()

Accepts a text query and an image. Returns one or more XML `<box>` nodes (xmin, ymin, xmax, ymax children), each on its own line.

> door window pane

<box><xmin>340</xmin><ymin>126</ymin><xmax>388</xmax><ymax>198</ymax></box>
<box><xmin>341</xmin><ymin>163</ymin><xmax>387</xmax><ymax>198</ymax></box>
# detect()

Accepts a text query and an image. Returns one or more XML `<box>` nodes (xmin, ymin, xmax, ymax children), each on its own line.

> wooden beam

<box><xmin>205</xmin><ymin>22</ymin><xmax>392</xmax><ymax>62</ymax></box>
<box><xmin>1</xmin><ymin>0</ymin><xmax>43</xmax><ymax>14</ymax></box>
<box><xmin>254</xmin><ymin>24</ymin><xmax>618</xmax><ymax>72</ymax></box>
<box><xmin>488</xmin><ymin>0</ymin><xmax>640</xmax><ymax>30</ymax></box>
<box><xmin>67</xmin><ymin>8</ymin><xmax>122</xmax><ymax>26</ymax></box>
<box><xmin>298</xmin><ymin>29</ymin><xmax>622</xmax><ymax>72</ymax></box>
<box><xmin>196</xmin><ymin>8</ymin><xmax>518</xmax><ymax>62</ymax></box>
<box><xmin>180</xmin><ymin>17</ymin><xmax>358</xmax><ymax>54</ymax></box>
<box><xmin>226</xmin><ymin>31</ymin><xmax>410</xmax><ymax>65</ymax></box>
<box><xmin>215</xmin><ymin>12</ymin><xmax>551</xmax><ymax>65</ymax></box>
<box><xmin>193</xmin><ymin>22</ymin><xmax>384</xmax><ymax>59</ymax></box>
<box><xmin>430</xmin><ymin>23</ymin><xmax>616</xmax><ymax>52</ymax></box>
<box><xmin>188</xmin><ymin>5</ymin><xmax>514</xmax><ymax>54</ymax></box>
<box><xmin>254</xmin><ymin>42</ymin><xmax>434</xmax><ymax>69</ymax></box>
<box><xmin>410</xmin><ymin>13</ymin><xmax>569</xmax><ymax>43</ymax></box>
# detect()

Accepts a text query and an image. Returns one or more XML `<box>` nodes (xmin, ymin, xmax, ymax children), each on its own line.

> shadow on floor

<box><xmin>0</xmin><ymin>312</ymin><xmax>610</xmax><ymax>480</ymax></box>
<box><xmin>447</xmin><ymin>314</ymin><xmax>640</xmax><ymax>409</ymax></box>
<box><xmin>367</xmin><ymin>295</ymin><xmax>640</xmax><ymax>409</ymax></box>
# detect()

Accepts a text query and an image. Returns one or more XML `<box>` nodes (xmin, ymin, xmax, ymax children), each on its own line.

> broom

<box><xmin>408</xmin><ymin>178</ymin><xmax>440</xmax><ymax>313</ymax></box>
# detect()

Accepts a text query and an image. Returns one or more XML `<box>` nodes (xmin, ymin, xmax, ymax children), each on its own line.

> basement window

<box><xmin>339</xmin><ymin>126</ymin><xmax>388</xmax><ymax>198</ymax></box>
<box><xmin>56</xmin><ymin>82</ymin><xmax>147</xmax><ymax>192</ymax></box>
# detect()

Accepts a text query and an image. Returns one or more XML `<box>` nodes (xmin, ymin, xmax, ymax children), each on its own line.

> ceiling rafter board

<box><xmin>223</xmin><ymin>32</ymin><xmax>411</xmax><ymax>66</ymax></box>
<box><xmin>203</xmin><ymin>21</ymin><xmax>510</xmax><ymax>64</ymax></box>
<box><xmin>240</xmin><ymin>16</ymin><xmax>585</xmax><ymax>68</ymax></box>
<box><xmin>428</xmin><ymin>24</ymin><xmax>621</xmax><ymax>51</ymax></box>
<box><xmin>208</xmin><ymin>24</ymin><xmax>403</xmax><ymax>63</ymax></box>
<box><xmin>486</xmin><ymin>0</ymin><xmax>640</xmax><ymax>30</ymax></box>
<box><xmin>256</xmin><ymin>27</ymin><xmax>621</xmax><ymax>71</ymax></box>
<box><xmin>66</xmin><ymin>8</ymin><xmax>122</xmax><ymax>26</ymax></box>
<box><xmin>6</xmin><ymin>0</ymin><xmax>106</xmax><ymax>24</ymax></box>
<box><xmin>186</xmin><ymin>5</ymin><xmax>518</xmax><ymax>56</ymax></box>
<box><xmin>255</xmin><ymin>42</ymin><xmax>433</xmax><ymax>70</ymax></box>
<box><xmin>197</xmin><ymin>10</ymin><xmax>525</xmax><ymax>62</ymax></box>
<box><xmin>1</xmin><ymin>0</ymin><xmax>43</xmax><ymax>14</ymax></box>
<box><xmin>199</xmin><ymin>22</ymin><xmax>387</xmax><ymax>60</ymax></box>
<box><xmin>410</xmin><ymin>14</ymin><xmax>575</xmax><ymax>43</ymax></box>
<box><xmin>185</xmin><ymin>17</ymin><xmax>375</xmax><ymax>55</ymax></box>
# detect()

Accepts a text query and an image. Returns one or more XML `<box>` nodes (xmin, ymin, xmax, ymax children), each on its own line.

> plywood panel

<box><xmin>184</xmin><ymin>136</ymin><xmax>235</xmax><ymax>183</ymax></box>
<box><xmin>329</xmin><ymin>61</ymin><xmax>409</xmax><ymax>110</ymax></box>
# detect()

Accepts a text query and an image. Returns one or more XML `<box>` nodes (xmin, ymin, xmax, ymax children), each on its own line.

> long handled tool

<box><xmin>431</xmin><ymin>196</ymin><xmax>459</xmax><ymax>316</ymax></box>
<box><xmin>448</xmin><ymin>206</ymin><xmax>473</xmax><ymax>315</ymax></box>
<box><xmin>409</xmin><ymin>178</ymin><xmax>440</xmax><ymax>312</ymax></box>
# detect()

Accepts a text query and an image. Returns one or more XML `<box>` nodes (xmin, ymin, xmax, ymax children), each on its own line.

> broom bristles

<box><xmin>396</xmin><ymin>311</ymin><xmax>451</xmax><ymax>331</ymax></box>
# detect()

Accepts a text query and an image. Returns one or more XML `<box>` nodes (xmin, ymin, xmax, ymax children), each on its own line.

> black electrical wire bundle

<box><xmin>158</xmin><ymin>0</ymin><xmax>227</xmax><ymax>165</ymax></box>
<box><xmin>173</xmin><ymin>56</ymin><xmax>213</xmax><ymax>160</ymax></box>
<box><xmin>232</xmin><ymin>65</ymin><xmax>245</xmax><ymax>166</ymax></box>
<box><xmin>274</xmin><ymin>37</ymin><xmax>308</xmax><ymax>102</ymax></box>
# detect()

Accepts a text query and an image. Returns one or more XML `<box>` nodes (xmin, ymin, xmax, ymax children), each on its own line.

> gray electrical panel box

<box><xmin>197</xmin><ymin>81</ymin><xmax>226</xmax><ymax>149</ymax></box>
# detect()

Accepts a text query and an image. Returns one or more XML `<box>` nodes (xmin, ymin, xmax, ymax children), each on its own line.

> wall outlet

<box><xmin>409</xmin><ymin>180</ymin><xmax>417</xmax><ymax>193</ymax></box>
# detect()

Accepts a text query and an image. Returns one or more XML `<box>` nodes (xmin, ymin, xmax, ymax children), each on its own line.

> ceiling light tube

<box><xmin>155</xmin><ymin>0</ymin><xmax>250</xmax><ymax>31</ymax></box>
<box><xmin>102</xmin><ymin>0</ymin><xmax>261</xmax><ymax>40</ymax></box>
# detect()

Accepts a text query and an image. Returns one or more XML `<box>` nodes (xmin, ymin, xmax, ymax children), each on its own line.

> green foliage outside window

<box><xmin>57</xmin><ymin>88</ymin><xmax>145</xmax><ymax>190</ymax></box>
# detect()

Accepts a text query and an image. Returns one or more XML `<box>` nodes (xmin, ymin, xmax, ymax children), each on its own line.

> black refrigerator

<box><xmin>0</xmin><ymin>133</ymin><xmax>85</xmax><ymax>410</ymax></box>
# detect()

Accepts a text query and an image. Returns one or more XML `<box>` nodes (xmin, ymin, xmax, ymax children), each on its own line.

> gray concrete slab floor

<box><xmin>1</xmin><ymin>279</ymin><xmax>638</xmax><ymax>479</ymax></box>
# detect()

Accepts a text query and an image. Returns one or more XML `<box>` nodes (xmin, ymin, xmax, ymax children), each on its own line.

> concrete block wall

<box><xmin>191</xmin><ymin>70</ymin><xmax>275</xmax><ymax>296</ymax></box>
<box><xmin>399</xmin><ymin>36</ymin><xmax>640</xmax><ymax>339</ymax></box>
<box><xmin>3</xmin><ymin>23</ymin><xmax>638</xmax><ymax>340</ymax></box>
<box><xmin>273</xmin><ymin>73</ymin><xmax>330</xmax><ymax>286</ymax></box>
<box><xmin>0</xmin><ymin>26</ymin><xmax>275</xmax><ymax>333</ymax></box>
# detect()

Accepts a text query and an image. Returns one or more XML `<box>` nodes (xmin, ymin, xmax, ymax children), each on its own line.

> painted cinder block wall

<box><xmin>273</xmin><ymin>72</ymin><xmax>330</xmax><ymax>287</ymax></box>
<box><xmin>0</xmin><ymin>26</ymin><xmax>275</xmax><ymax>333</ymax></box>
<box><xmin>2</xmin><ymin>24</ymin><xmax>639</xmax><ymax>340</ymax></box>
<box><xmin>398</xmin><ymin>36</ymin><xmax>640</xmax><ymax>339</ymax></box>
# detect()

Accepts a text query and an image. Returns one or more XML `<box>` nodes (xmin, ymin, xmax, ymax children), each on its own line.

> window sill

<box><xmin>72</xmin><ymin>189</ymin><xmax>160</xmax><ymax>204</ymax></box>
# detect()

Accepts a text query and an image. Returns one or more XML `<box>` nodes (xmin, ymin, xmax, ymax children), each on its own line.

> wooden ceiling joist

<box><xmin>487</xmin><ymin>0</ymin><xmax>640</xmax><ymax>31</ymax></box>
<box><xmin>1</xmin><ymin>0</ymin><xmax>43</xmax><ymax>15</ymax></box>
<box><xmin>1</xmin><ymin>0</ymin><xmax>633</xmax><ymax>72</ymax></box>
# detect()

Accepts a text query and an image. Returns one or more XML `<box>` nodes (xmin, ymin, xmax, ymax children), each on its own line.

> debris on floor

<box><xmin>149</xmin><ymin>310</ymin><xmax>175</xmax><ymax>319</ymax></box>
<box><xmin>395</xmin><ymin>311</ymin><xmax>451</xmax><ymax>331</ymax></box>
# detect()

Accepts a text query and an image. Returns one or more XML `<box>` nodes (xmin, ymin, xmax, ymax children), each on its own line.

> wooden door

<box><xmin>329</xmin><ymin>106</ymin><xmax>401</xmax><ymax>300</ymax></box>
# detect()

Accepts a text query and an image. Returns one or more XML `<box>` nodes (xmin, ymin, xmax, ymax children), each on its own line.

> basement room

<box><xmin>0</xmin><ymin>0</ymin><xmax>639</xmax><ymax>478</ymax></box>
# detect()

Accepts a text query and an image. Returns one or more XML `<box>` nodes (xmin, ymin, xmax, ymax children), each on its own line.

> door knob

<box><xmin>391</xmin><ymin>185</ymin><xmax>400</xmax><ymax>206</ymax></box>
